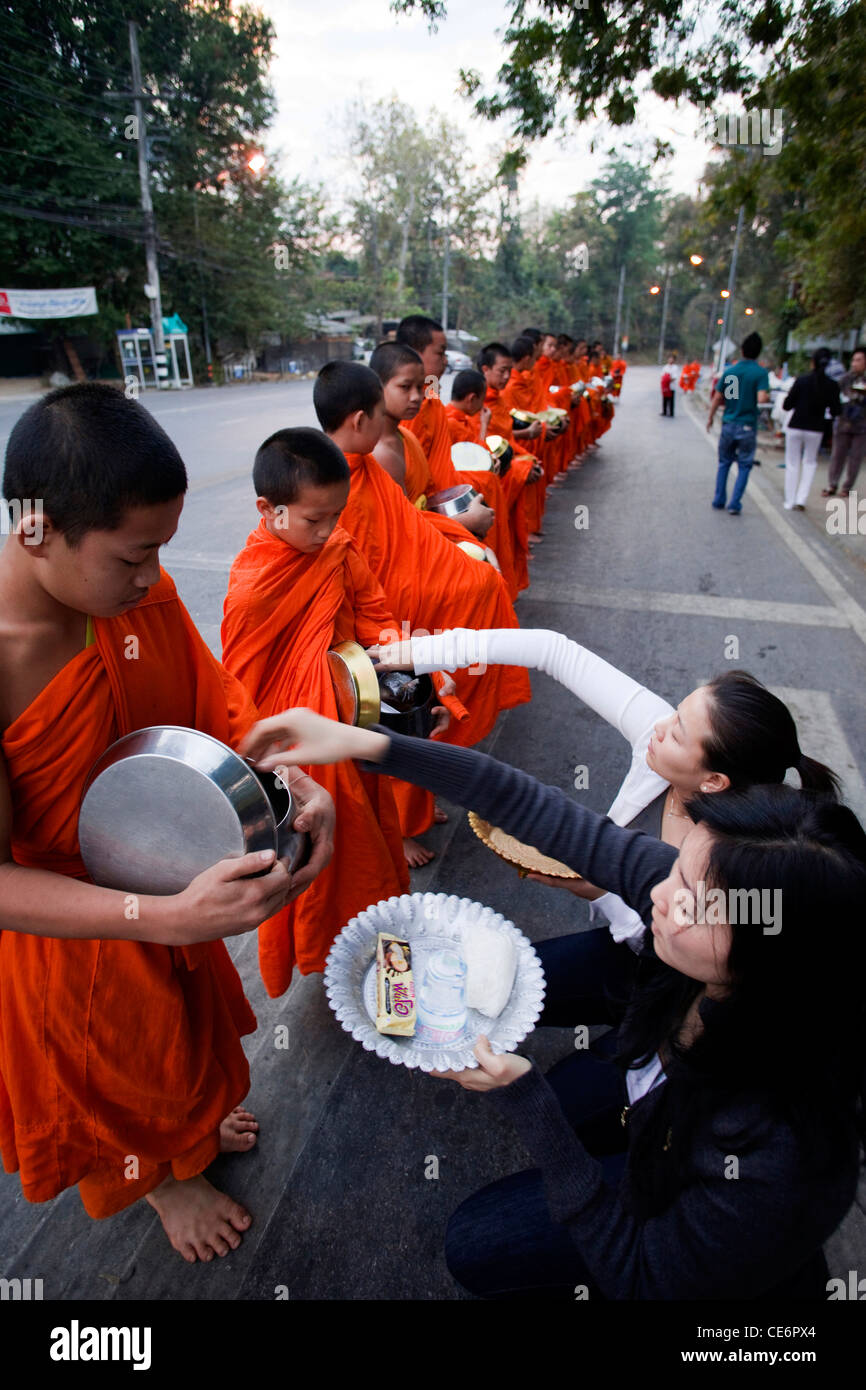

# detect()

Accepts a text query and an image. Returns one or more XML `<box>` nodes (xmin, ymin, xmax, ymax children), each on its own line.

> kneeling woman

<box><xmin>243</xmin><ymin>711</ymin><xmax>866</xmax><ymax>1302</ymax></box>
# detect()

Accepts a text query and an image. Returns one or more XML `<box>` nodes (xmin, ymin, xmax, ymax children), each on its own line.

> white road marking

<box><xmin>164</xmin><ymin>552</ymin><xmax>234</xmax><ymax>571</ymax></box>
<box><xmin>522</xmin><ymin>581</ymin><xmax>845</xmax><ymax>628</ymax></box>
<box><xmin>684</xmin><ymin>401</ymin><xmax>866</xmax><ymax>649</ymax></box>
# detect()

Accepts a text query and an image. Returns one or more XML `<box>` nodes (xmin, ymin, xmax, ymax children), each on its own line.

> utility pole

<box><xmin>129</xmin><ymin>21</ymin><xmax>166</xmax><ymax>378</ymax></box>
<box><xmin>440</xmin><ymin>215</ymin><xmax>450</xmax><ymax>334</ymax></box>
<box><xmin>612</xmin><ymin>262</ymin><xmax>626</xmax><ymax>356</ymax></box>
<box><xmin>657</xmin><ymin>265</ymin><xmax>672</xmax><ymax>365</ymax></box>
<box><xmin>717</xmin><ymin>204</ymin><xmax>744</xmax><ymax>377</ymax></box>
<box><xmin>703</xmin><ymin>297</ymin><xmax>716</xmax><ymax>364</ymax></box>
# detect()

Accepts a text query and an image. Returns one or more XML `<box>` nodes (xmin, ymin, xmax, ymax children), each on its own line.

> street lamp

<box><xmin>247</xmin><ymin>151</ymin><xmax>266</xmax><ymax>174</ymax></box>
<box><xmin>745</xmin><ymin>306</ymin><xmax>755</xmax><ymax>315</ymax></box>
<box><xmin>689</xmin><ymin>254</ymin><xmax>704</xmax><ymax>266</ymax></box>
<box><xmin>720</xmin><ymin>289</ymin><xmax>730</xmax><ymax>299</ymax></box>
<box><xmin>649</xmin><ymin>285</ymin><xmax>661</xmax><ymax>294</ymax></box>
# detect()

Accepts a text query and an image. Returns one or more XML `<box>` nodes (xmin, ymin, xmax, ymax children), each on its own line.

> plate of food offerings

<box><xmin>468</xmin><ymin>812</ymin><xmax>581</xmax><ymax>880</ymax></box>
<box><xmin>323</xmin><ymin>892</ymin><xmax>546</xmax><ymax>1072</ymax></box>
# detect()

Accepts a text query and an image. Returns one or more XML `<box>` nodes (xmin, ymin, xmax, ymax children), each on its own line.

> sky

<box><xmin>254</xmin><ymin>0</ymin><xmax>714</xmax><ymax>217</ymax></box>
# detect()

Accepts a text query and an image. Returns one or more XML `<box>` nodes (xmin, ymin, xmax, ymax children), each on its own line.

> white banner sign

<box><xmin>0</xmin><ymin>287</ymin><xmax>98</xmax><ymax>319</ymax></box>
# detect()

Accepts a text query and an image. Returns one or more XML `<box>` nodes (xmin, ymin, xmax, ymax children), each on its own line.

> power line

<box><xmin>0</xmin><ymin>68</ymin><xmax>127</xmax><ymax>125</ymax></box>
<box><xmin>0</xmin><ymin>14</ymin><xmax>131</xmax><ymax>86</ymax></box>
<box><xmin>0</xmin><ymin>183</ymin><xmax>141</xmax><ymax>216</ymax></box>
<box><xmin>0</xmin><ymin>88</ymin><xmax>125</xmax><ymax>142</ymax></box>
<box><xmin>0</xmin><ymin>55</ymin><xmax>125</xmax><ymax>121</ymax></box>
<box><xmin>0</xmin><ymin>141</ymin><xmax>135</xmax><ymax>176</ymax></box>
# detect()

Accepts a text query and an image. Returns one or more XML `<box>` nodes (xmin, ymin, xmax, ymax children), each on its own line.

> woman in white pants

<box><xmin>782</xmin><ymin>349</ymin><xmax>841</xmax><ymax>509</ymax></box>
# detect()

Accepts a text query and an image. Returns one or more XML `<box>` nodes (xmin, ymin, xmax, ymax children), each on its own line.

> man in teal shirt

<box><xmin>707</xmin><ymin>332</ymin><xmax>771</xmax><ymax>513</ymax></box>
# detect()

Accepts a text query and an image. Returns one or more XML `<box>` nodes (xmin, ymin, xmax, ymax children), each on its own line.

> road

<box><xmin>0</xmin><ymin>366</ymin><xmax>864</xmax><ymax>1299</ymax></box>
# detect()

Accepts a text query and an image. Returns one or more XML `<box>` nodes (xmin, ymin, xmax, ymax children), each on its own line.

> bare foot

<box><xmin>219</xmin><ymin>1106</ymin><xmax>259</xmax><ymax>1153</ymax></box>
<box><xmin>433</xmin><ymin>804</ymin><xmax>449</xmax><ymax>824</ymax></box>
<box><xmin>403</xmin><ymin>836</ymin><xmax>435</xmax><ymax>868</ymax></box>
<box><xmin>146</xmin><ymin>1174</ymin><xmax>252</xmax><ymax>1264</ymax></box>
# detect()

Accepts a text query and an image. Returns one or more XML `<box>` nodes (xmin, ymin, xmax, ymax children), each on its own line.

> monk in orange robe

<box><xmin>367</xmin><ymin>341</ymin><xmax>496</xmax><ymax>552</ymax></box>
<box><xmin>473</xmin><ymin>349</ymin><xmax>547</xmax><ymax>591</ymax></box>
<box><xmin>535</xmin><ymin>333</ymin><xmax>573</xmax><ymax>480</ymax></box>
<box><xmin>0</xmin><ymin>384</ymin><xmax>334</xmax><ymax>1263</ymax></box>
<box><xmin>221</xmin><ymin>428</ymin><xmax>411</xmax><ymax>994</ymax></box>
<box><xmin>313</xmin><ymin>361</ymin><xmax>531</xmax><ymax>861</ymax></box>
<box><xmin>394</xmin><ymin>316</ymin><xmax>515</xmax><ymax>553</ymax></box>
<box><xmin>501</xmin><ymin>335</ymin><xmax>549</xmax><ymax>535</ymax></box>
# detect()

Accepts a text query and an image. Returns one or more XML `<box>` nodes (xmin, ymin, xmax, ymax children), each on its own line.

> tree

<box><xmin>0</xmin><ymin>0</ymin><xmax>329</xmax><ymax>369</ymax></box>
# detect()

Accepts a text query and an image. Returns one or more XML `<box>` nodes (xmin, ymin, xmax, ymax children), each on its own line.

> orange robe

<box><xmin>442</xmin><ymin>406</ymin><xmax>519</xmax><ymax>598</ymax></box>
<box><xmin>399</xmin><ymin>425</ymin><xmax>482</xmax><ymax>549</ymax></box>
<box><xmin>407</xmin><ymin>393</ymin><xmax>514</xmax><ymax>569</ymax></box>
<box><xmin>475</xmin><ymin>393</ymin><xmax>539</xmax><ymax>593</ymax></box>
<box><xmin>339</xmin><ymin>451</ymin><xmax>530</xmax><ymax>744</ymax></box>
<box><xmin>534</xmin><ymin>355</ymin><xmax>572</xmax><ymax>478</ymax></box>
<box><xmin>0</xmin><ymin>571</ymin><xmax>258</xmax><ymax>1218</ymax></box>
<box><xmin>221</xmin><ymin>521</ymin><xmax>409</xmax><ymax>996</ymax></box>
<box><xmin>501</xmin><ymin>369</ymin><xmax>548</xmax><ymax>533</ymax></box>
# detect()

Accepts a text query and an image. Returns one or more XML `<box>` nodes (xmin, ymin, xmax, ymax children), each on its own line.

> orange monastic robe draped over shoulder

<box><xmin>398</xmin><ymin>425</ymin><xmax>482</xmax><ymax>549</ymax></box>
<box><xmin>339</xmin><ymin>452</ymin><xmax>530</xmax><ymax>743</ymax></box>
<box><xmin>407</xmin><ymin>392</ymin><xmax>514</xmax><ymax>572</ymax></box>
<box><xmin>501</xmin><ymin>368</ymin><xmax>547</xmax><ymax>534</ymax></box>
<box><xmin>0</xmin><ymin>571</ymin><xmax>258</xmax><ymax>1218</ymax></box>
<box><xmin>441</xmin><ymin>406</ymin><xmax>519</xmax><ymax>598</ymax></box>
<box><xmin>220</xmin><ymin>521</ymin><xmax>409</xmax><ymax>997</ymax></box>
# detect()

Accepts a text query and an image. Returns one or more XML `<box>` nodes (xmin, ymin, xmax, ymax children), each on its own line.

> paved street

<box><xmin>1</xmin><ymin>365</ymin><xmax>865</xmax><ymax>1298</ymax></box>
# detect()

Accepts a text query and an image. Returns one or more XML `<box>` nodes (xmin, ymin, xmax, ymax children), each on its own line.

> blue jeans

<box><xmin>713</xmin><ymin>421</ymin><xmax>758</xmax><ymax>511</ymax></box>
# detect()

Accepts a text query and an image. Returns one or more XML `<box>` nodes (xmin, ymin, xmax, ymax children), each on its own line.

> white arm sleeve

<box><xmin>410</xmin><ymin>628</ymin><xmax>671</xmax><ymax>747</ymax></box>
<box><xmin>589</xmin><ymin>892</ymin><xmax>646</xmax><ymax>952</ymax></box>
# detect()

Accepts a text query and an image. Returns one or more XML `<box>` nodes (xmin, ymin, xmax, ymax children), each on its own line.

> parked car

<box><xmin>445</xmin><ymin>348</ymin><xmax>473</xmax><ymax>373</ymax></box>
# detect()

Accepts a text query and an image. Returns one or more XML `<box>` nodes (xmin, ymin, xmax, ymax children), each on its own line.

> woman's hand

<box><xmin>239</xmin><ymin>708</ymin><xmax>389</xmax><ymax>773</ymax></box>
<box><xmin>366</xmin><ymin>640</ymin><xmax>413</xmax><ymax>673</ymax></box>
<box><xmin>526</xmin><ymin>871</ymin><xmax>605</xmax><ymax>900</ymax></box>
<box><xmin>435</xmin><ymin>1036</ymin><xmax>531</xmax><ymax>1090</ymax></box>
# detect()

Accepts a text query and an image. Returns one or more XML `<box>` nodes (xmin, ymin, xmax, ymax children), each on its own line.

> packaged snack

<box><xmin>376</xmin><ymin>933</ymin><xmax>416</xmax><ymax>1036</ymax></box>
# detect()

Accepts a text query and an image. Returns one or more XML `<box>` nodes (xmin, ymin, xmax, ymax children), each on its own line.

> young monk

<box><xmin>221</xmin><ymin>428</ymin><xmax>413</xmax><ymax>995</ymax></box>
<box><xmin>442</xmin><ymin>367</ymin><xmax>519</xmax><ymax>598</ymax></box>
<box><xmin>394</xmin><ymin>316</ymin><xmax>513</xmax><ymax>547</ymax></box>
<box><xmin>0</xmin><ymin>384</ymin><xmax>334</xmax><ymax>1263</ymax></box>
<box><xmin>368</xmin><ymin>341</ymin><xmax>496</xmax><ymax>549</ymax></box>
<box><xmin>313</xmin><ymin>361</ymin><xmax>531</xmax><ymax>865</ymax></box>
<box><xmin>472</xmin><ymin>350</ymin><xmax>546</xmax><ymax>592</ymax></box>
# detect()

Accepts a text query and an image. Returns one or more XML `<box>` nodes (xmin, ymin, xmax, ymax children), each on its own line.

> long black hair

<box><xmin>700</xmin><ymin>670</ymin><xmax>840</xmax><ymax>796</ymax></box>
<box><xmin>617</xmin><ymin>785</ymin><xmax>866</xmax><ymax>1216</ymax></box>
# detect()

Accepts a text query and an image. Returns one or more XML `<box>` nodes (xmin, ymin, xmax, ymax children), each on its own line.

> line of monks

<box><xmin>0</xmin><ymin>316</ymin><xmax>624</xmax><ymax>1264</ymax></box>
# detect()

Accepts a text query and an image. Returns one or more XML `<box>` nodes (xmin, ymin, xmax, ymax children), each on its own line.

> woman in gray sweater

<box><xmin>244</xmin><ymin>711</ymin><xmax>866</xmax><ymax>1302</ymax></box>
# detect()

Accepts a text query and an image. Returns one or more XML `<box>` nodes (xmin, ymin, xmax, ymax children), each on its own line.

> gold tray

<box><xmin>468</xmin><ymin>812</ymin><xmax>580</xmax><ymax>879</ymax></box>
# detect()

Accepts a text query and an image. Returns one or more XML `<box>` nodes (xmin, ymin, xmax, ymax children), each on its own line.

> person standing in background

<box><xmin>707</xmin><ymin>333</ymin><xmax>770</xmax><ymax>515</ymax></box>
<box><xmin>660</xmin><ymin>354</ymin><xmax>676</xmax><ymax>417</ymax></box>
<box><xmin>781</xmin><ymin>349</ymin><xmax>841</xmax><ymax>510</ymax></box>
<box><xmin>823</xmin><ymin>345</ymin><xmax>866</xmax><ymax>499</ymax></box>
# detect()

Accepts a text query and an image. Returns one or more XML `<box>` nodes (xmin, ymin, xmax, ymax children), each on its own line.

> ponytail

<box><xmin>796</xmin><ymin>751</ymin><xmax>841</xmax><ymax>797</ymax></box>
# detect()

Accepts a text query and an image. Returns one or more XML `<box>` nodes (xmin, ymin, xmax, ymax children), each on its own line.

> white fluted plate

<box><xmin>324</xmin><ymin>891</ymin><xmax>545</xmax><ymax>1072</ymax></box>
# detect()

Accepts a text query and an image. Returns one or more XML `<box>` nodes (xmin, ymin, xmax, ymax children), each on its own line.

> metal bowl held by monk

<box><xmin>426</xmin><ymin>484</ymin><xmax>480</xmax><ymax>518</ymax></box>
<box><xmin>377</xmin><ymin>670</ymin><xmax>436</xmax><ymax>739</ymax></box>
<box><xmin>327</xmin><ymin>639</ymin><xmax>381</xmax><ymax>728</ymax></box>
<box><xmin>451</xmin><ymin>440</ymin><xmax>493</xmax><ymax>472</ymax></box>
<box><xmin>78</xmin><ymin>725</ymin><xmax>308</xmax><ymax>896</ymax></box>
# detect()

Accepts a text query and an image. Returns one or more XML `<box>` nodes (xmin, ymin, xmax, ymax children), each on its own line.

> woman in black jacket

<box><xmin>243</xmin><ymin>710</ymin><xmax>866</xmax><ymax>1302</ymax></box>
<box><xmin>783</xmin><ymin>348</ymin><xmax>841</xmax><ymax>510</ymax></box>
